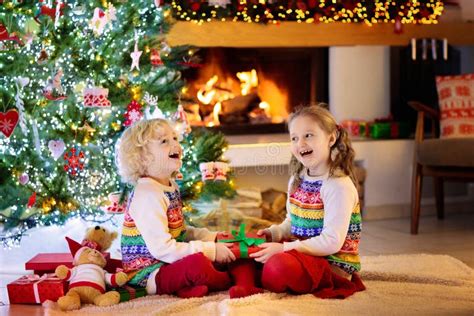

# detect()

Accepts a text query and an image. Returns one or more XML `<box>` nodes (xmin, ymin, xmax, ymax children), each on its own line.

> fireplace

<box><xmin>181</xmin><ymin>48</ymin><xmax>328</xmax><ymax>135</ymax></box>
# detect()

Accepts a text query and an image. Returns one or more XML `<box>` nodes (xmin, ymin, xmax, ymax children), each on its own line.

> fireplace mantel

<box><xmin>167</xmin><ymin>21</ymin><xmax>474</xmax><ymax>47</ymax></box>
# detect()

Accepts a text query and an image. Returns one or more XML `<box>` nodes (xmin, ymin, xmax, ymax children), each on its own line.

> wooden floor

<box><xmin>1</xmin><ymin>212</ymin><xmax>473</xmax><ymax>315</ymax></box>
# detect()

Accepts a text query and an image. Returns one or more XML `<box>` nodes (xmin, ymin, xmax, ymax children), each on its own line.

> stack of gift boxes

<box><xmin>341</xmin><ymin>116</ymin><xmax>411</xmax><ymax>139</ymax></box>
<box><xmin>6</xmin><ymin>252</ymin><xmax>145</xmax><ymax>304</ymax></box>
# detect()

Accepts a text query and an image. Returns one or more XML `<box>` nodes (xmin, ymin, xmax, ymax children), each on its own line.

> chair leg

<box><xmin>411</xmin><ymin>163</ymin><xmax>423</xmax><ymax>234</ymax></box>
<box><xmin>434</xmin><ymin>177</ymin><xmax>444</xmax><ymax>220</ymax></box>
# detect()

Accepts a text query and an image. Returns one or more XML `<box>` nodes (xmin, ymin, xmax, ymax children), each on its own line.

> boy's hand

<box><xmin>215</xmin><ymin>243</ymin><xmax>236</xmax><ymax>263</ymax></box>
<box><xmin>250</xmin><ymin>242</ymin><xmax>284</xmax><ymax>263</ymax></box>
<box><xmin>256</xmin><ymin>229</ymin><xmax>272</xmax><ymax>242</ymax></box>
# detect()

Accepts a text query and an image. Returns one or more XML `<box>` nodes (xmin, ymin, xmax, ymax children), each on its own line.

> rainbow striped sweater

<box><xmin>121</xmin><ymin>178</ymin><xmax>216</xmax><ymax>292</ymax></box>
<box><xmin>269</xmin><ymin>171</ymin><xmax>361</xmax><ymax>274</ymax></box>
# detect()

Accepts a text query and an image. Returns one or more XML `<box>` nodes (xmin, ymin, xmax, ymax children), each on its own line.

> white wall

<box><xmin>329</xmin><ymin>46</ymin><xmax>391</xmax><ymax>122</ymax></box>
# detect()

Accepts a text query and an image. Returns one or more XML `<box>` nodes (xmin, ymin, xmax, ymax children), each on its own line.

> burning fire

<box><xmin>191</xmin><ymin>61</ymin><xmax>287</xmax><ymax>127</ymax></box>
<box><xmin>197</xmin><ymin>69</ymin><xmax>267</xmax><ymax>126</ymax></box>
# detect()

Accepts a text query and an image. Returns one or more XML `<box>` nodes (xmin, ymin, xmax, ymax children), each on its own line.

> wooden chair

<box><xmin>409</xmin><ymin>101</ymin><xmax>474</xmax><ymax>234</ymax></box>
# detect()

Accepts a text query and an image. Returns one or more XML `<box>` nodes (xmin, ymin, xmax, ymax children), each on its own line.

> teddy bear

<box><xmin>55</xmin><ymin>237</ymin><xmax>128</xmax><ymax>311</ymax></box>
<box><xmin>81</xmin><ymin>225</ymin><xmax>118</xmax><ymax>252</ymax></box>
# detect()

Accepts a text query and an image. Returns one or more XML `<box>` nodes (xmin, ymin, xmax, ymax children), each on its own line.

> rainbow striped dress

<box><xmin>288</xmin><ymin>178</ymin><xmax>362</xmax><ymax>274</ymax></box>
<box><xmin>121</xmin><ymin>187</ymin><xmax>186</xmax><ymax>287</ymax></box>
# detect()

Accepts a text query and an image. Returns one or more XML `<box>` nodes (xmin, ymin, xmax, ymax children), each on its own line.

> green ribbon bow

<box><xmin>218</xmin><ymin>223</ymin><xmax>265</xmax><ymax>258</ymax></box>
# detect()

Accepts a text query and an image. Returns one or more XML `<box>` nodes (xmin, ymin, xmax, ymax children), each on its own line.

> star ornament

<box><xmin>130</xmin><ymin>42</ymin><xmax>142</xmax><ymax>71</ymax></box>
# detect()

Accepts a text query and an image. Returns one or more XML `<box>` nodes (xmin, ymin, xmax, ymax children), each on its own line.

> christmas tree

<box><xmin>0</xmin><ymin>1</ymin><xmax>234</xmax><ymax>248</ymax></box>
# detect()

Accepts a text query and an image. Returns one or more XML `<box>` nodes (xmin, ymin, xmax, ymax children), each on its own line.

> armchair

<box><xmin>409</xmin><ymin>101</ymin><xmax>474</xmax><ymax>234</ymax></box>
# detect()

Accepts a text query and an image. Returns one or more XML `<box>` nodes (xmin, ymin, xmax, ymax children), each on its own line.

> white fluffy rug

<box><xmin>44</xmin><ymin>254</ymin><xmax>474</xmax><ymax>316</ymax></box>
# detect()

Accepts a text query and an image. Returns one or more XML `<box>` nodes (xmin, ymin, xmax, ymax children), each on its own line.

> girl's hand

<box><xmin>256</xmin><ymin>229</ymin><xmax>272</xmax><ymax>242</ymax></box>
<box><xmin>215</xmin><ymin>243</ymin><xmax>236</xmax><ymax>263</ymax></box>
<box><xmin>250</xmin><ymin>243</ymin><xmax>284</xmax><ymax>263</ymax></box>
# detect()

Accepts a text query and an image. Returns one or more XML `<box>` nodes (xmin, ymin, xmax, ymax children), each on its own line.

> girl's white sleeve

<box><xmin>268</xmin><ymin>176</ymin><xmax>294</xmax><ymax>242</ymax></box>
<box><xmin>282</xmin><ymin>177</ymin><xmax>357</xmax><ymax>256</ymax></box>
<box><xmin>129</xmin><ymin>185</ymin><xmax>216</xmax><ymax>263</ymax></box>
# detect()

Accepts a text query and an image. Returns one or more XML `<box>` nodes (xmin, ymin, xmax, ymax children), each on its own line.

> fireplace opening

<box><xmin>181</xmin><ymin>48</ymin><xmax>329</xmax><ymax>135</ymax></box>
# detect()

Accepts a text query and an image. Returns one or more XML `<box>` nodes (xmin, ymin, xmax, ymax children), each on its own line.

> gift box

<box><xmin>369</xmin><ymin>122</ymin><xmax>410</xmax><ymax>139</ymax></box>
<box><xmin>217</xmin><ymin>224</ymin><xmax>265</xmax><ymax>258</ymax></box>
<box><xmin>359</xmin><ymin>121</ymin><xmax>370</xmax><ymax>137</ymax></box>
<box><xmin>341</xmin><ymin>120</ymin><xmax>371</xmax><ymax>138</ymax></box>
<box><xmin>341</xmin><ymin>120</ymin><xmax>362</xmax><ymax>137</ymax></box>
<box><xmin>7</xmin><ymin>273</ymin><xmax>67</xmax><ymax>304</ymax></box>
<box><xmin>25</xmin><ymin>252</ymin><xmax>111</xmax><ymax>275</ymax></box>
<box><xmin>112</xmin><ymin>285</ymin><xmax>147</xmax><ymax>302</ymax></box>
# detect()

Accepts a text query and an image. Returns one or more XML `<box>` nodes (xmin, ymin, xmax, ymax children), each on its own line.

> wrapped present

<box><xmin>25</xmin><ymin>252</ymin><xmax>111</xmax><ymax>275</ymax></box>
<box><xmin>217</xmin><ymin>224</ymin><xmax>265</xmax><ymax>258</ymax></box>
<box><xmin>113</xmin><ymin>285</ymin><xmax>147</xmax><ymax>302</ymax></box>
<box><xmin>340</xmin><ymin>120</ymin><xmax>361</xmax><ymax>137</ymax></box>
<box><xmin>359</xmin><ymin>121</ymin><xmax>370</xmax><ymax>137</ymax></box>
<box><xmin>190</xmin><ymin>199</ymin><xmax>273</xmax><ymax>233</ymax></box>
<box><xmin>7</xmin><ymin>273</ymin><xmax>67</xmax><ymax>304</ymax></box>
<box><xmin>369</xmin><ymin>122</ymin><xmax>391</xmax><ymax>138</ymax></box>
<box><xmin>370</xmin><ymin>122</ymin><xmax>410</xmax><ymax>139</ymax></box>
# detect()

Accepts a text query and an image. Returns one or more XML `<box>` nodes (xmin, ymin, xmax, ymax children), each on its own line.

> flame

<box><xmin>259</xmin><ymin>101</ymin><xmax>270</xmax><ymax>117</ymax></box>
<box><xmin>236</xmin><ymin>69</ymin><xmax>258</xmax><ymax>96</ymax></box>
<box><xmin>211</xmin><ymin>102</ymin><xmax>222</xmax><ymax>127</ymax></box>
<box><xmin>197</xmin><ymin>75</ymin><xmax>218</xmax><ymax>105</ymax></box>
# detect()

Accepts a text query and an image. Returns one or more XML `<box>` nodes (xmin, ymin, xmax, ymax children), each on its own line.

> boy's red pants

<box><xmin>155</xmin><ymin>253</ymin><xmax>231</xmax><ymax>296</ymax></box>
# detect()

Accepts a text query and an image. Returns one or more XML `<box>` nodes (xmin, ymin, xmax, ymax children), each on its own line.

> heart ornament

<box><xmin>48</xmin><ymin>139</ymin><xmax>66</xmax><ymax>160</ymax></box>
<box><xmin>0</xmin><ymin>109</ymin><xmax>20</xmax><ymax>138</ymax></box>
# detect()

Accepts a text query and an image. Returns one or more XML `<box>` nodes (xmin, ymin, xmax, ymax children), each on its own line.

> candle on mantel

<box><xmin>411</xmin><ymin>38</ymin><xmax>417</xmax><ymax>61</ymax></box>
<box><xmin>431</xmin><ymin>38</ymin><xmax>437</xmax><ymax>60</ymax></box>
<box><xmin>443</xmin><ymin>38</ymin><xmax>448</xmax><ymax>60</ymax></box>
<box><xmin>422</xmin><ymin>38</ymin><xmax>427</xmax><ymax>60</ymax></box>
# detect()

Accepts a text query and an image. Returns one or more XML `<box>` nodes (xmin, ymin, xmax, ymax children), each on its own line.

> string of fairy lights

<box><xmin>168</xmin><ymin>0</ymin><xmax>444</xmax><ymax>25</ymax></box>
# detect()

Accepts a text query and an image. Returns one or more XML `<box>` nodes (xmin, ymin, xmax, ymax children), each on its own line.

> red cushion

<box><xmin>436</xmin><ymin>74</ymin><xmax>474</xmax><ymax>138</ymax></box>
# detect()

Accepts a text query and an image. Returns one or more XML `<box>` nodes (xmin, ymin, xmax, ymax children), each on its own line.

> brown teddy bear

<box><xmin>81</xmin><ymin>225</ymin><xmax>118</xmax><ymax>252</ymax></box>
<box><xmin>55</xmin><ymin>237</ymin><xmax>127</xmax><ymax>311</ymax></box>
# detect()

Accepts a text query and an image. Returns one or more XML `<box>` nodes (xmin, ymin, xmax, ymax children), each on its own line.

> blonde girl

<box><xmin>116</xmin><ymin>119</ymin><xmax>235</xmax><ymax>298</ymax></box>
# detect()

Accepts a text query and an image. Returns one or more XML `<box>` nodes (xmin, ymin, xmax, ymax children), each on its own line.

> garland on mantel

<box><xmin>168</xmin><ymin>0</ymin><xmax>444</xmax><ymax>25</ymax></box>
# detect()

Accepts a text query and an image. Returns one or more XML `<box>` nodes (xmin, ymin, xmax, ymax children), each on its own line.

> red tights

<box><xmin>261</xmin><ymin>251</ymin><xmax>365</xmax><ymax>298</ymax></box>
<box><xmin>155</xmin><ymin>253</ymin><xmax>231</xmax><ymax>298</ymax></box>
<box><xmin>261</xmin><ymin>252</ymin><xmax>313</xmax><ymax>294</ymax></box>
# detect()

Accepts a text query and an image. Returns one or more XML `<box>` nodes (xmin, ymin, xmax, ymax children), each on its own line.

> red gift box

<box><xmin>25</xmin><ymin>252</ymin><xmax>112</xmax><ymax>275</ymax></box>
<box><xmin>217</xmin><ymin>229</ymin><xmax>265</xmax><ymax>259</ymax></box>
<box><xmin>341</xmin><ymin>120</ymin><xmax>361</xmax><ymax>137</ymax></box>
<box><xmin>7</xmin><ymin>273</ymin><xmax>67</xmax><ymax>304</ymax></box>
